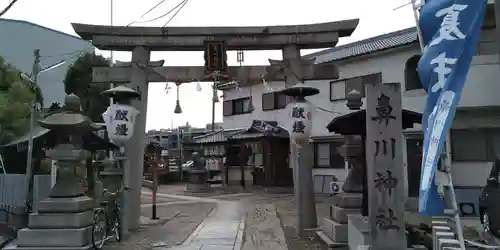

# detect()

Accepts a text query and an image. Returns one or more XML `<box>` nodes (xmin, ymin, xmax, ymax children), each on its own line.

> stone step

<box><xmin>16</xmin><ymin>227</ymin><xmax>92</xmax><ymax>248</ymax></box>
<box><xmin>437</xmin><ymin>238</ymin><xmax>461</xmax><ymax>250</ymax></box>
<box><xmin>329</xmin><ymin>205</ymin><xmax>359</xmax><ymax>224</ymax></box>
<box><xmin>315</xmin><ymin>231</ymin><xmax>347</xmax><ymax>249</ymax></box>
<box><xmin>321</xmin><ymin>217</ymin><xmax>348</xmax><ymax>243</ymax></box>
<box><xmin>28</xmin><ymin>211</ymin><xmax>93</xmax><ymax>229</ymax></box>
<box><xmin>3</xmin><ymin>242</ymin><xmax>93</xmax><ymax>250</ymax></box>
<box><xmin>330</xmin><ymin>193</ymin><xmax>362</xmax><ymax>208</ymax></box>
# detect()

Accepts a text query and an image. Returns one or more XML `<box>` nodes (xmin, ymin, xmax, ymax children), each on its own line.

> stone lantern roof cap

<box><xmin>38</xmin><ymin>94</ymin><xmax>98</xmax><ymax>131</ymax></box>
<box><xmin>280</xmin><ymin>83</ymin><xmax>319</xmax><ymax>97</ymax></box>
<box><xmin>101</xmin><ymin>85</ymin><xmax>140</xmax><ymax>100</ymax></box>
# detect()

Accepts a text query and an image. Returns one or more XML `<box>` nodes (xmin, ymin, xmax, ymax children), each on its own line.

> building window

<box><xmin>330</xmin><ymin>73</ymin><xmax>381</xmax><ymax>101</ymax></box>
<box><xmin>330</xmin><ymin>80</ymin><xmax>346</xmax><ymax>101</ymax></box>
<box><xmin>313</xmin><ymin>141</ymin><xmax>345</xmax><ymax>168</ymax></box>
<box><xmin>223</xmin><ymin>97</ymin><xmax>253</xmax><ymax>116</ymax></box>
<box><xmin>262</xmin><ymin>92</ymin><xmax>290</xmax><ymax>111</ymax></box>
<box><xmin>451</xmin><ymin>128</ymin><xmax>500</xmax><ymax>161</ymax></box>
<box><xmin>405</xmin><ymin>55</ymin><xmax>423</xmax><ymax>90</ymax></box>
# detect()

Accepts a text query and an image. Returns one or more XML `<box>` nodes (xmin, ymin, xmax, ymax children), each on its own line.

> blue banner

<box><xmin>417</xmin><ymin>0</ymin><xmax>487</xmax><ymax>215</ymax></box>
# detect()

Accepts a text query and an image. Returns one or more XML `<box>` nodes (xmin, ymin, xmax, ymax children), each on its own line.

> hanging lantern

<box><xmin>102</xmin><ymin>103</ymin><xmax>140</xmax><ymax>146</ymax></box>
<box><xmin>101</xmin><ymin>85</ymin><xmax>141</xmax><ymax>147</ymax></box>
<box><xmin>174</xmin><ymin>82</ymin><xmax>182</xmax><ymax>114</ymax></box>
<box><xmin>280</xmin><ymin>83</ymin><xmax>319</xmax><ymax>144</ymax></box>
<box><xmin>287</xmin><ymin>101</ymin><xmax>313</xmax><ymax>142</ymax></box>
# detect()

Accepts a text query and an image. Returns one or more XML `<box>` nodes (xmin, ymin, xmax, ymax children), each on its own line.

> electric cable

<box><xmin>0</xmin><ymin>0</ymin><xmax>19</xmax><ymax>17</ymax></box>
<box><xmin>163</xmin><ymin>0</ymin><xmax>188</xmax><ymax>27</ymax></box>
<box><xmin>127</xmin><ymin>0</ymin><xmax>187</xmax><ymax>26</ymax></box>
<box><xmin>126</xmin><ymin>0</ymin><xmax>169</xmax><ymax>26</ymax></box>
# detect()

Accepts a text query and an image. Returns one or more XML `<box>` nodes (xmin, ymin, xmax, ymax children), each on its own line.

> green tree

<box><xmin>64</xmin><ymin>52</ymin><xmax>111</xmax><ymax>122</ymax></box>
<box><xmin>0</xmin><ymin>56</ymin><xmax>38</xmax><ymax>145</ymax></box>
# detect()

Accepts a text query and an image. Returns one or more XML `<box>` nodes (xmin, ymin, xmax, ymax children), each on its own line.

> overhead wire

<box><xmin>127</xmin><ymin>0</ymin><xmax>169</xmax><ymax>26</ymax></box>
<box><xmin>163</xmin><ymin>0</ymin><xmax>188</xmax><ymax>27</ymax></box>
<box><xmin>0</xmin><ymin>0</ymin><xmax>19</xmax><ymax>17</ymax></box>
<box><xmin>127</xmin><ymin>0</ymin><xmax>188</xmax><ymax>26</ymax></box>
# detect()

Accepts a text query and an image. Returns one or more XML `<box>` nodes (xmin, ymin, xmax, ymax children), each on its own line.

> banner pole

<box><xmin>410</xmin><ymin>0</ymin><xmax>465</xmax><ymax>248</ymax></box>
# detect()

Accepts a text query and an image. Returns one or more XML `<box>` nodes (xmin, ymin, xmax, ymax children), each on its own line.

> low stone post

<box><xmin>186</xmin><ymin>152</ymin><xmax>209</xmax><ymax>192</ymax></box>
<box><xmin>6</xmin><ymin>94</ymin><xmax>97</xmax><ymax>250</ymax></box>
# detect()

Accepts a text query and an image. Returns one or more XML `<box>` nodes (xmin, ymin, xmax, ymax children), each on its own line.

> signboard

<box><xmin>204</xmin><ymin>40</ymin><xmax>228</xmax><ymax>74</ymax></box>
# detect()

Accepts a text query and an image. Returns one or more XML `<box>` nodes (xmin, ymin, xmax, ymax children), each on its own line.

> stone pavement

<box><xmin>242</xmin><ymin>203</ymin><xmax>288</xmax><ymax>250</ymax></box>
<box><xmin>165</xmin><ymin>202</ymin><xmax>245</xmax><ymax>250</ymax></box>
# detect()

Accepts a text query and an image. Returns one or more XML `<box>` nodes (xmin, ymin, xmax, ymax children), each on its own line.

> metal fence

<box><xmin>0</xmin><ymin>174</ymin><xmax>51</xmax><ymax>234</ymax></box>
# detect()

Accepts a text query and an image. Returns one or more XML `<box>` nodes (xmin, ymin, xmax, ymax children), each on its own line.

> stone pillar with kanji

<box><xmin>365</xmin><ymin>82</ymin><xmax>406</xmax><ymax>249</ymax></box>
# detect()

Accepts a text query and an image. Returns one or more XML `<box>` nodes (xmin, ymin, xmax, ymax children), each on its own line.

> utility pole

<box><xmin>24</xmin><ymin>49</ymin><xmax>40</xmax><ymax>210</ymax></box>
<box><xmin>495</xmin><ymin>0</ymin><xmax>500</xmax><ymax>64</ymax></box>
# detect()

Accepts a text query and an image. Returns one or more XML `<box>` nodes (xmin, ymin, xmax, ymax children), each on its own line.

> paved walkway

<box><xmin>164</xmin><ymin>201</ymin><xmax>244</xmax><ymax>250</ymax></box>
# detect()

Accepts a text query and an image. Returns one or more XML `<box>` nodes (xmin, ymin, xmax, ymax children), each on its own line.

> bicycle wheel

<box><xmin>92</xmin><ymin>209</ymin><xmax>107</xmax><ymax>249</ymax></box>
<box><xmin>113</xmin><ymin>207</ymin><xmax>122</xmax><ymax>242</ymax></box>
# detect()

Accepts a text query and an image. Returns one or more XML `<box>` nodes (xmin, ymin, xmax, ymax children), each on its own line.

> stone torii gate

<box><xmin>72</xmin><ymin>19</ymin><xmax>359</xmax><ymax>233</ymax></box>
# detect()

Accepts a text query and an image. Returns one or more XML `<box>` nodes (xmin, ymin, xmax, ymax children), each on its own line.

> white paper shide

<box><xmin>102</xmin><ymin>104</ymin><xmax>140</xmax><ymax>146</ymax></box>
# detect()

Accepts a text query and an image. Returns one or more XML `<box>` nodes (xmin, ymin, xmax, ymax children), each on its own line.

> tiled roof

<box><xmin>305</xmin><ymin>27</ymin><xmax>418</xmax><ymax>63</ymax></box>
<box><xmin>218</xmin><ymin>27</ymin><xmax>418</xmax><ymax>90</ymax></box>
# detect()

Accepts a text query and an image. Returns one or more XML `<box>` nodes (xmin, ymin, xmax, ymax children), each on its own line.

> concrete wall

<box><xmin>222</xmin><ymin>34</ymin><xmax>500</xmax><ymax>188</ymax></box>
<box><xmin>0</xmin><ymin>19</ymin><xmax>94</xmax><ymax>108</ymax></box>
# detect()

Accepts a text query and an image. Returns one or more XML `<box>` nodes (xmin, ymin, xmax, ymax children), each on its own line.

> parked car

<box><xmin>479</xmin><ymin>158</ymin><xmax>500</xmax><ymax>238</ymax></box>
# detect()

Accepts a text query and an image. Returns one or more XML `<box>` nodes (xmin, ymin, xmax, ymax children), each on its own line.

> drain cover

<box><xmin>149</xmin><ymin>241</ymin><xmax>168</xmax><ymax>248</ymax></box>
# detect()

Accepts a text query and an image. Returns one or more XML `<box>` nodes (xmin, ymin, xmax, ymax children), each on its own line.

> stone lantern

<box><xmin>7</xmin><ymin>94</ymin><xmax>97</xmax><ymax>249</ymax></box>
<box><xmin>186</xmin><ymin>151</ymin><xmax>210</xmax><ymax>192</ymax></box>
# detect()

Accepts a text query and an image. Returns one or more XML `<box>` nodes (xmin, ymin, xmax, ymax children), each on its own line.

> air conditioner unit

<box><xmin>330</xmin><ymin>181</ymin><xmax>342</xmax><ymax>195</ymax></box>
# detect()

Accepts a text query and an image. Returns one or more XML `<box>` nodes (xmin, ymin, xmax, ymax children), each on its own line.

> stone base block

<box><xmin>329</xmin><ymin>205</ymin><xmax>360</xmax><ymax>224</ymax></box>
<box><xmin>347</xmin><ymin>214</ymin><xmax>370</xmax><ymax>250</ymax></box>
<box><xmin>4</xmin><ymin>242</ymin><xmax>93</xmax><ymax>250</ymax></box>
<box><xmin>185</xmin><ymin>183</ymin><xmax>210</xmax><ymax>192</ymax></box>
<box><xmin>321</xmin><ymin>217</ymin><xmax>347</xmax><ymax>243</ymax></box>
<box><xmin>16</xmin><ymin>227</ymin><xmax>91</xmax><ymax>247</ymax></box>
<box><xmin>29</xmin><ymin>211</ymin><xmax>93</xmax><ymax>229</ymax></box>
<box><xmin>330</xmin><ymin>192</ymin><xmax>362</xmax><ymax>208</ymax></box>
<box><xmin>315</xmin><ymin>231</ymin><xmax>347</xmax><ymax>249</ymax></box>
<box><xmin>37</xmin><ymin>197</ymin><xmax>93</xmax><ymax>213</ymax></box>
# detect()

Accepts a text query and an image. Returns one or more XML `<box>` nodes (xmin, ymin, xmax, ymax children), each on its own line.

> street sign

<box><xmin>204</xmin><ymin>40</ymin><xmax>228</xmax><ymax>74</ymax></box>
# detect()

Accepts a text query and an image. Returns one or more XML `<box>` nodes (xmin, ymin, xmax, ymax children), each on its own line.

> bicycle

<box><xmin>91</xmin><ymin>186</ymin><xmax>130</xmax><ymax>249</ymax></box>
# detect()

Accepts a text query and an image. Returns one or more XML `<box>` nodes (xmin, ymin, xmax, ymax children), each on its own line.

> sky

<box><xmin>2</xmin><ymin>0</ymin><xmax>417</xmax><ymax>131</ymax></box>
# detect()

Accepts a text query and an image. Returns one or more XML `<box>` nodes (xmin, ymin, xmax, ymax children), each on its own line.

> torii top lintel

<box><xmin>71</xmin><ymin>19</ymin><xmax>359</xmax><ymax>51</ymax></box>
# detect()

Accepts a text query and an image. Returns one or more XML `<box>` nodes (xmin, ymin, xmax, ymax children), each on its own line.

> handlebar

<box><xmin>102</xmin><ymin>187</ymin><xmax>131</xmax><ymax>196</ymax></box>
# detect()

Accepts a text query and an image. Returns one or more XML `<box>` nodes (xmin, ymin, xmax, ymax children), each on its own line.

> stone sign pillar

<box><xmin>365</xmin><ymin>82</ymin><xmax>405</xmax><ymax>249</ymax></box>
<box><xmin>124</xmin><ymin>46</ymin><xmax>150</xmax><ymax>232</ymax></box>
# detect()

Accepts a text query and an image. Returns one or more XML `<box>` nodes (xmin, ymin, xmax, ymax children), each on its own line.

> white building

<box><xmin>0</xmin><ymin>18</ymin><xmax>94</xmax><ymax>107</ymax></box>
<box><xmin>220</xmin><ymin>24</ymin><xmax>500</xmax><ymax>198</ymax></box>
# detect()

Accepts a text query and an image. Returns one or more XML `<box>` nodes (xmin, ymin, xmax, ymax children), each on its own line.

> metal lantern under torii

<box><xmin>101</xmin><ymin>85</ymin><xmax>141</xmax><ymax>147</ymax></box>
<box><xmin>281</xmin><ymin>83</ymin><xmax>319</xmax><ymax>143</ymax></box>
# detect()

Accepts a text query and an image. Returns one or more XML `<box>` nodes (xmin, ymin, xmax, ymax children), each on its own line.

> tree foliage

<box><xmin>0</xmin><ymin>56</ymin><xmax>36</xmax><ymax>144</ymax></box>
<box><xmin>64</xmin><ymin>52</ymin><xmax>111</xmax><ymax>122</ymax></box>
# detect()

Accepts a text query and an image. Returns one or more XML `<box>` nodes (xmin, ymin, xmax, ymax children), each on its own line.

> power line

<box><xmin>127</xmin><ymin>0</ymin><xmax>169</xmax><ymax>26</ymax></box>
<box><xmin>128</xmin><ymin>0</ymin><xmax>187</xmax><ymax>26</ymax></box>
<box><xmin>0</xmin><ymin>0</ymin><xmax>19</xmax><ymax>17</ymax></box>
<box><xmin>163</xmin><ymin>0</ymin><xmax>188</xmax><ymax>27</ymax></box>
